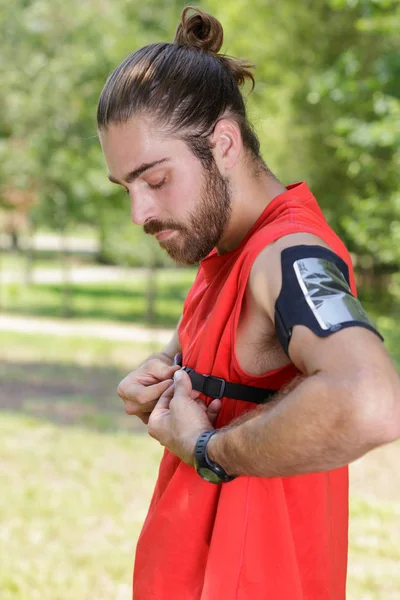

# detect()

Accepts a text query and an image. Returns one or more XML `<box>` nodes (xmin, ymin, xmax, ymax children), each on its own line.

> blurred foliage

<box><xmin>0</xmin><ymin>0</ymin><xmax>399</xmax><ymax>271</ymax></box>
<box><xmin>214</xmin><ymin>0</ymin><xmax>400</xmax><ymax>269</ymax></box>
<box><xmin>0</xmin><ymin>0</ymin><xmax>183</xmax><ymax>266</ymax></box>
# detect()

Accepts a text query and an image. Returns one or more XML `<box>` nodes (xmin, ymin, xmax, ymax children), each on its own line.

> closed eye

<box><xmin>147</xmin><ymin>177</ymin><xmax>166</xmax><ymax>190</ymax></box>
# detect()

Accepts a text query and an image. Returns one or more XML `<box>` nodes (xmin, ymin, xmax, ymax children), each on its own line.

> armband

<box><xmin>274</xmin><ymin>245</ymin><xmax>383</xmax><ymax>355</ymax></box>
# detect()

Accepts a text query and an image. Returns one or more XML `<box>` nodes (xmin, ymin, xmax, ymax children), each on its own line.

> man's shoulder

<box><xmin>248</xmin><ymin>232</ymin><xmax>334</xmax><ymax>319</ymax></box>
<box><xmin>252</xmin><ymin>232</ymin><xmax>333</xmax><ymax>271</ymax></box>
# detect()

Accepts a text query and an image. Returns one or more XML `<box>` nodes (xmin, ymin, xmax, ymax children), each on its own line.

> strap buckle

<box><xmin>202</xmin><ymin>374</ymin><xmax>226</xmax><ymax>399</ymax></box>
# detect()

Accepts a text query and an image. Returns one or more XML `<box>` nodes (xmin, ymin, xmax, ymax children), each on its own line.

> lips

<box><xmin>154</xmin><ymin>230</ymin><xmax>175</xmax><ymax>241</ymax></box>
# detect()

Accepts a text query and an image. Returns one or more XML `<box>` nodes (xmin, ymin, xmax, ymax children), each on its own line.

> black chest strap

<box><xmin>181</xmin><ymin>366</ymin><xmax>277</xmax><ymax>404</ymax></box>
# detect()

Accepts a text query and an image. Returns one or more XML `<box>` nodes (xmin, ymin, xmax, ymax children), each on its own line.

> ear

<box><xmin>210</xmin><ymin>118</ymin><xmax>243</xmax><ymax>173</ymax></box>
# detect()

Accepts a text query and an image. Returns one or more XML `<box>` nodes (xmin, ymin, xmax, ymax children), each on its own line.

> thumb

<box><xmin>158</xmin><ymin>363</ymin><xmax>181</xmax><ymax>380</ymax></box>
<box><xmin>153</xmin><ymin>381</ymin><xmax>174</xmax><ymax>413</ymax></box>
<box><xmin>172</xmin><ymin>368</ymin><xmax>193</xmax><ymax>398</ymax></box>
<box><xmin>206</xmin><ymin>398</ymin><xmax>222</xmax><ymax>426</ymax></box>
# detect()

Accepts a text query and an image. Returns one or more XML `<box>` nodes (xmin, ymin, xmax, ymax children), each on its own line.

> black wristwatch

<box><xmin>194</xmin><ymin>430</ymin><xmax>236</xmax><ymax>484</ymax></box>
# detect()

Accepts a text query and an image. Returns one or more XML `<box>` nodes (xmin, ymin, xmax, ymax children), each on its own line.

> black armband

<box><xmin>274</xmin><ymin>245</ymin><xmax>383</xmax><ymax>355</ymax></box>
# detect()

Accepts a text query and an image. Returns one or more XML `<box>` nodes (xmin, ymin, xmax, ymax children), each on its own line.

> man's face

<box><xmin>99</xmin><ymin>118</ymin><xmax>232</xmax><ymax>265</ymax></box>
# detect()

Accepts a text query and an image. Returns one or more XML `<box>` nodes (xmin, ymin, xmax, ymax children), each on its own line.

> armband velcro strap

<box><xmin>274</xmin><ymin>245</ymin><xmax>383</xmax><ymax>355</ymax></box>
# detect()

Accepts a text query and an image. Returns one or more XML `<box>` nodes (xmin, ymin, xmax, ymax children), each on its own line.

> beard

<box><xmin>143</xmin><ymin>159</ymin><xmax>232</xmax><ymax>265</ymax></box>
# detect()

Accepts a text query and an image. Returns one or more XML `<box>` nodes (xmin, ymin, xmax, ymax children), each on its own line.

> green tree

<box><xmin>1</xmin><ymin>0</ymin><xmax>399</xmax><ymax>280</ymax></box>
<box><xmin>209</xmin><ymin>0</ymin><xmax>400</xmax><ymax>274</ymax></box>
<box><xmin>0</xmin><ymin>0</ymin><xmax>185</xmax><ymax>316</ymax></box>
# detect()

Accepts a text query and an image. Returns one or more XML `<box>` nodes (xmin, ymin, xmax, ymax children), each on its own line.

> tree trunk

<box><xmin>145</xmin><ymin>252</ymin><xmax>158</xmax><ymax>325</ymax></box>
<box><xmin>55</xmin><ymin>191</ymin><xmax>72</xmax><ymax>318</ymax></box>
<box><xmin>0</xmin><ymin>249</ymin><xmax>2</xmax><ymax>311</ymax></box>
<box><xmin>60</xmin><ymin>231</ymin><xmax>72</xmax><ymax>318</ymax></box>
<box><xmin>24</xmin><ymin>227</ymin><xmax>34</xmax><ymax>286</ymax></box>
<box><xmin>10</xmin><ymin>231</ymin><xmax>19</xmax><ymax>251</ymax></box>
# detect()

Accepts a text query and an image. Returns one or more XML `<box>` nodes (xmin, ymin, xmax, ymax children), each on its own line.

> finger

<box><xmin>120</xmin><ymin>379</ymin><xmax>173</xmax><ymax>418</ymax></box>
<box><xmin>159</xmin><ymin>382</ymin><xmax>175</xmax><ymax>401</ymax></box>
<box><xmin>124</xmin><ymin>399</ymin><xmax>157</xmax><ymax>417</ymax></box>
<box><xmin>206</xmin><ymin>399</ymin><xmax>222</xmax><ymax>426</ymax></box>
<box><xmin>194</xmin><ymin>398</ymin><xmax>208</xmax><ymax>413</ymax></box>
<box><xmin>190</xmin><ymin>389</ymin><xmax>202</xmax><ymax>400</ymax></box>
<box><xmin>173</xmin><ymin>352</ymin><xmax>182</xmax><ymax>366</ymax></box>
<box><xmin>147</xmin><ymin>378</ymin><xmax>175</xmax><ymax>400</ymax></box>
<box><xmin>172</xmin><ymin>368</ymin><xmax>193</xmax><ymax>399</ymax></box>
<box><xmin>120</xmin><ymin>378</ymin><xmax>173</xmax><ymax>406</ymax></box>
<box><xmin>146</xmin><ymin>360</ymin><xmax>181</xmax><ymax>381</ymax></box>
<box><xmin>139</xmin><ymin>413</ymin><xmax>150</xmax><ymax>424</ymax></box>
<box><xmin>154</xmin><ymin>382</ymin><xmax>175</xmax><ymax>411</ymax></box>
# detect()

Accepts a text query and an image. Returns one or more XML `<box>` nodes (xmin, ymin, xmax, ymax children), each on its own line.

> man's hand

<box><xmin>148</xmin><ymin>369</ymin><xmax>221</xmax><ymax>465</ymax></box>
<box><xmin>117</xmin><ymin>358</ymin><xmax>181</xmax><ymax>424</ymax></box>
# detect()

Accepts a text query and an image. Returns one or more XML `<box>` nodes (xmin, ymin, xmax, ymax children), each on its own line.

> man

<box><xmin>97</xmin><ymin>7</ymin><xmax>400</xmax><ymax>599</ymax></box>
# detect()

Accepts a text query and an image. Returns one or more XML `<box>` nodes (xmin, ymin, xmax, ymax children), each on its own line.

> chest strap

<box><xmin>181</xmin><ymin>366</ymin><xmax>277</xmax><ymax>404</ymax></box>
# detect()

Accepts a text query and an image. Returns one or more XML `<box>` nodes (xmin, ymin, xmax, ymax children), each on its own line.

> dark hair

<box><xmin>97</xmin><ymin>6</ymin><xmax>262</xmax><ymax>168</ymax></box>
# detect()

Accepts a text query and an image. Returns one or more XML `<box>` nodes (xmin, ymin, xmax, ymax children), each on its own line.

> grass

<box><xmin>0</xmin><ymin>330</ymin><xmax>163</xmax><ymax>433</ymax></box>
<box><xmin>0</xmin><ymin>248</ymin><xmax>96</xmax><ymax>270</ymax></box>
<box><xmin>0</xmin><ymin>266</ymin><xmax>196</xmax><ymax>326</ymax></box>
<box><xmin>0</xmin><ymin>330</ymin><xmax>157</xmax><ymax>368</ymax></box>
<box><xmin>0</xmin><ymin>412</ymin><xmax>163</xmax><ymax>600</ymax></box>
<box><xmin>348</xmin><ymin>486</ymin><xmax>400</xmax><ymax>599</ymax></box>
<box><xmin>0</xmin><ymin>330</ymin><xmax>161</xmax><ymax>599</ymax></box>
<box><xmin>0</xmin><ymin>330</ymin><xmax>165</xmax><ymax>599</ymax></box>
<box><xmin>0</xmin><ymin>281</ymin><xmax>184</xmax><ymax>325</ymax></box>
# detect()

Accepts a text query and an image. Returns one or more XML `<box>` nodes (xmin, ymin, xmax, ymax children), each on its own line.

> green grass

<box><xmin>348</xmin><ymin>493</ymin><xmax>400</xmax><ymax>599</ymax></box>
<box><xmin>0</xmin><ymin>330</ymin><xmax>165</xmax><ymax>598</ymax></box>
<box><xmin>0</xmin><ymin>412</ymin><xmax>163</xmax><ymax>600</ymax></box>
<box><xmin>0</xmin><ymin>248</ymin><xmax>96</xmax><ymax>270</ymax></box>
<box><xmin>0</xmin><ymin>330</ymin><xmax>165</xmax><ymax>434</ymax></box>
<box><xmin>0</xmin><ymin>330</ymin><xmax>157</xmax><ymax>368</ymax></box>
<box><xmin>0</xmin><ymin>269</ymin><xmax>196</xmax><ymax>326</ymax></box>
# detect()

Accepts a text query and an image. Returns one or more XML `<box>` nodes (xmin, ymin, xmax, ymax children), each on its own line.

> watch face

<box><xmin>198</xmin><ymin>467</ymin><xmax>222</xmax><ymax>484</ymax></box>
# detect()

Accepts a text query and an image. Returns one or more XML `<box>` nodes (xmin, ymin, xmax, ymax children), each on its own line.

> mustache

<box><xmin>143</xmin><ymin>219</ymin><xmax>184</xmax><ymax>235</ymax></box>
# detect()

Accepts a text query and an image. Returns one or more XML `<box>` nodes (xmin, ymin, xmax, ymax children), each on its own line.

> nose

<box><xmin>129</xmin><ymin>190</ymin><xmax>155</xmax><ymax>226</ymax></box>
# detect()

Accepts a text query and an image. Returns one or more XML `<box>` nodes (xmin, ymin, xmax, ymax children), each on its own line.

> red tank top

<box><xmin>133</xmin><ymin>183</ymin><xmax>351</xmax><ymax>599</ymax></box>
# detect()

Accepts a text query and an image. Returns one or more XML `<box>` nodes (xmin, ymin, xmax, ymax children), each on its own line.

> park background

<box><xmin>0</xmin><ymin>0</ymin><xmax>399</xmax><ymax>598</ymax></box>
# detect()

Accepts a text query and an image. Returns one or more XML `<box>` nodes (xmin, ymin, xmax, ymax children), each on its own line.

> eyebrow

<box><xmin>108</xmin><ymin>158</ymin><xmax>171</xmax><ymax>185</ymax></box>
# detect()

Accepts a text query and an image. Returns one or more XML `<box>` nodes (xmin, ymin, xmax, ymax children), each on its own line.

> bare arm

<box><xmin>206</xmin><ymin>235</ymin><xmax>400</xmax><ymax>477</ymax></box>
<box><xmin>207</xmin><ymin>328</ymin><xmax>400</xmax><ymax>477</ymax></box>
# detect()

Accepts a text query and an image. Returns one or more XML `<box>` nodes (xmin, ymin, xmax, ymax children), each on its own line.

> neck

<box><xmin>216</xmin><ymin>169</ymin><xmax>287</xmax><ymax>254</ymax></box>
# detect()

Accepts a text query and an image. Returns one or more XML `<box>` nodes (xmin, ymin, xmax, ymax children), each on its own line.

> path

<box><xmin>0</xmin><ymin>314</ymin><xmax>174</xmax><ymax>344</ymax></box>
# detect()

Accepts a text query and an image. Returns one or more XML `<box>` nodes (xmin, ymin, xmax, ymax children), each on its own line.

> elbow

<box><xmin>349</xmin><ymin>367</ymin><xmax>400</xmax><ymax>448</ymax></box>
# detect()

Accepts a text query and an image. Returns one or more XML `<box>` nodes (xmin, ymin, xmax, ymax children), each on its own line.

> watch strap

<box><xmin>194</xmin><ymin>430</ymin><xmax>236</xmax><ymax>484</ymax></box>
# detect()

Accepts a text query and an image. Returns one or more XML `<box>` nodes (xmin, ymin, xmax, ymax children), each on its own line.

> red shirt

<box><xmin>133</xmin><ymin>183</ymin><xmax>351</xmax><ymax>599</ymax></box>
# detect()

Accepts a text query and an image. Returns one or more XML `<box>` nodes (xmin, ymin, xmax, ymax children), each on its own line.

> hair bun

<box><xmin>174</xmin><ymin>7</ymin><xmax>223</xmax><ymax>55</ymax></box>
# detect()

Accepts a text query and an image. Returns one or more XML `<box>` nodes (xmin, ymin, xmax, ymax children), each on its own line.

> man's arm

<box><xmin>206</xmin><ymin>233</ymin><xmax>400</xmax><ymax>476</ymax></box>
<box><xmin>208</xmin><ymin>328</ymin><xmax>400</xmax><ymax>476</ymax></box>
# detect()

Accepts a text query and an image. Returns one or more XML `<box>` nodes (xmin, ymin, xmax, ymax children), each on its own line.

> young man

<box><xmin>97</xmin><ymin>7</ymin><xmax>400</xmax><ymax>599</ymax></box>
